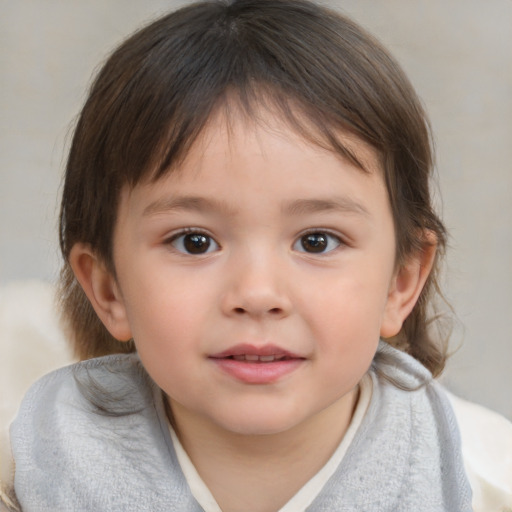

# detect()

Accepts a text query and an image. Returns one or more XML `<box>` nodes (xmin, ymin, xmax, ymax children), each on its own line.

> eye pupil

<box><xmin>184</xmin><ymin>234</ymin><xmax>210</xmax><ymax>254</ymax></box>
<box><xmin>301</xmin><ymin>233</ymin><xmax>327</xmax><ymax>253</ymax></box>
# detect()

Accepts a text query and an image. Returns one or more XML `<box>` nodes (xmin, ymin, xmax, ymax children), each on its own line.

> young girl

<box><xmin>6</xmin><ymin>0</ymin><xmax>474</xmax><ymax>510</ymax></box>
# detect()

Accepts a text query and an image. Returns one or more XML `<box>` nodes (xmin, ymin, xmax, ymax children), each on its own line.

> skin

<box><xmin>71</xmin><ymin>107</ymin><xmax>435</xmax><ymax>512</ymax></box>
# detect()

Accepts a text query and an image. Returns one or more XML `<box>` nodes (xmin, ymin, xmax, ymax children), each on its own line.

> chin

<box><xmin>214</xmin><ymin>410</ymin><xmax>306</xmax><ymax>437</ymax></box>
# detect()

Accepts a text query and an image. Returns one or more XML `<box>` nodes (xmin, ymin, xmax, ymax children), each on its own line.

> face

<box><xmin>109</xmin><ymin>109</ymin><xmax>400</xmax><ymax>437</ymax></box>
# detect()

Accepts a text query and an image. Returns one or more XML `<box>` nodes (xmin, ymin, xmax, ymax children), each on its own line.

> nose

<box><xmin>221</xmin><ymin>253</ymin><xmax>292</xmax><ymax>319</ymax></box>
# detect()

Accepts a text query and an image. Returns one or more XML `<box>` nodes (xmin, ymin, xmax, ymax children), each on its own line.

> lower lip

<box><xmin>210</xmin><ymin>358</ymin><xmax>304</xmax><ymax>384</ymax></box>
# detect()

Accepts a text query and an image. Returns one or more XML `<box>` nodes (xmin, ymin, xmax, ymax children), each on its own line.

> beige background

<box><xmin>1</xmin><ymin>1</ymin><xmax>511</xmax><ymax>420</ymax></box>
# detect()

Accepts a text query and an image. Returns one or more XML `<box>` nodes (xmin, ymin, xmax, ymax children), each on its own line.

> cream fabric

<box><xmin>448</xmin><ymin>393</ymin><xmax>512</xmax><ymax>512</ymax></box>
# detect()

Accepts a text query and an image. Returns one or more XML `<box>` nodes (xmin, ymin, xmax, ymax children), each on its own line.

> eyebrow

<box><xmin>143</xmin><ymin>195</ymin><xmax>370</xmax><ymax>218</ymax></box>
<box><xmin>283</xmin><ymin>197</ymin><xmax>370</xmax><ymax>217</ymax></box>
<box><xmin>143</xmin><ymin>196</ymin><xmax>237</xmax><ymax>217</ymax></box>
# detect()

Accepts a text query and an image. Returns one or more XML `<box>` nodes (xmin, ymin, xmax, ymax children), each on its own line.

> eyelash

<box><xmin>293</xmin><ymin>230</ymin><xmax>344</xmax><ymax>255</ymax></box>
<box><xmin>165</xmin><ymin>228</ymin><xmax>220</xmax><ymax>255</ymax></box>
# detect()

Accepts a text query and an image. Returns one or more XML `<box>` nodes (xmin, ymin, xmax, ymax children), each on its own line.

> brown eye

<box><xmin>170</xmin><ymin>232</ymin><xmax>219</xmax><ymax>254</ymax></box>
<box><xmin>301</xmin><ymin>233</ymin><xmax>327</xmax><ymax>252</ymax></box>
<box><xmin>294</xmin><ymin>232</ymin><xmax>341</xmax><ymax>254</ymax></box>
<box><xmin>184</xmin><ymin>234</ymin><xmax>210</xmax><ymax>254</ymax></box>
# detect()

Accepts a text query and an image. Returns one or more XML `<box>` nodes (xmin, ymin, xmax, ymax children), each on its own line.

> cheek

<box><xmin>127</xmin><ymin>294</ymin><xmax>201</xmax><ymax>351</ymax></box>
<box><xmin>121</xmin><ymin>260</ymin><xmax>210</xmax><ymax>329</ymax></box>
<box><xmin>297</xmin><ymin>266</ymin><xmax>391</xmax><ymax>381</ymax></box>
<box><xmin>128</xmin><ymin>288</ymin><xmax>209</xmax><ymax>402</ymax></box>
<box><xmin>122</xmin><ymin>269</ymin><xmax>222</xmax><ymax>378</ymax></box>
<box><xmin>303</xmin><ymin>274</ymin><xmax>391</xmax><ymax>338</ymax></box>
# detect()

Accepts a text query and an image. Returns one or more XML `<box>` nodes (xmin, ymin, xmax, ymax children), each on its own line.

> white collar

<box><xmin>169</xmin><ymin>374</ymin><xmax>373</xmax><ymax>512</ymax></box>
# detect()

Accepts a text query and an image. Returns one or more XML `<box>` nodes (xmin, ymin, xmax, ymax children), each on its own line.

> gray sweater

<box><xmin>10</xmin><ymin>342</ymin><xmax>473</xmax><ymax>511</ymax></box>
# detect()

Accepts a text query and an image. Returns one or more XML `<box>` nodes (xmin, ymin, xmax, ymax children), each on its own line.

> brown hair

<box><xmin>59</xmin><ymin>0</ymin><xmax>448</xmax><ymax>375</ymax></box>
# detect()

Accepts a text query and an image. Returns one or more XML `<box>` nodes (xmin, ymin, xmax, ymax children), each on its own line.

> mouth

<box><xmin>226</xmin><ymin>354</ymin><xmax>294</xmax><ymax>362</ymax></box>
<box><xmin>209</xmin><ymin>344</ymin><xmax>305</xmax><ymax>384</ymax></box>
<box><xmin>210</xmin><ymin>344</ymin><xmax>303</xmax><ymax>361</ymax></box>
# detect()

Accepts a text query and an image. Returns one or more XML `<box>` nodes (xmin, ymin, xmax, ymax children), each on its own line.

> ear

<box><xmin>380</xmin><ymin>232</ymin><xmax>437</xmax><ymax>338</ymax></box>
<box><xmin>69</xmin><ymin>243</ymin><xmax>133</xmax><ymax>341</ymax></box>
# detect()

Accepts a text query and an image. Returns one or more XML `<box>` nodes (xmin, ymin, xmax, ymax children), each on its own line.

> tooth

<box><xmin>233</xmin><ymin>355</ymin><xmax>245</xmax><ymax>361</ymax></box>
<box><xmin>245</xmin><ymin>354</ymin><xmax>259</xmax><ymax>362</ymax></box>
<box><xmin>259</xmin><ymin>355</ymin><xmax>275</xmax><ymax>362</ymax></box>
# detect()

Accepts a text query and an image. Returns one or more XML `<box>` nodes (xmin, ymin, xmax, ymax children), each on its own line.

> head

<box><xmin>59</xmin><ymin>0</ymin><xmax>447</xmax><ymax>375</ymax></box>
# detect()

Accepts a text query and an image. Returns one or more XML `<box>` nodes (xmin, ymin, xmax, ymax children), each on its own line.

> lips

<box><xmin>209</xmin><ymin>344</ymin><xmax>305</xmax><ymax>384</ymax></box>
<box><xmin>210</xmin><ymin>343</ymin><xmax>301</xmax><ymax>360</ymax></box>
<box><xmin>231</xmin><ymin>354</ymin><xmax>288</xmax><ymax>362</ymax></box>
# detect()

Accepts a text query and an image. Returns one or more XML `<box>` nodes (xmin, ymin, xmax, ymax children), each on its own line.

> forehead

<box><xmin>141</xmin><ymin>92</ymin><xmax>385</xmax><ymax>184</ymax></box>
<box><xmin>150</xmin><ymin>100</ymin><xmax>383</xmax><ymax>183</ymax></box>
<box><xmin>120</xmin><ymin>106</ymin><xmax>389</xmax><ymax>222</ymax></box>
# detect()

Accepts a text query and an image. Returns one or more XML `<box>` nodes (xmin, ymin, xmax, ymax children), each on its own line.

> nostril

<box><xmin>232</xmin><ymin>306</ymin><xmax>283</xmax><ymax>315</ymax></box>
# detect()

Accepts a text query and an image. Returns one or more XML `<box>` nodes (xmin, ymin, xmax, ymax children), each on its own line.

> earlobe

<box><xmin>380</xmin><ymin>233</ymin><xmax>437</xmax><ymax>338</ymax></box>
<box><xmin>69</xmin><ymin>243</ymin><xmax>133</xmax><ymax>341</ymax></box>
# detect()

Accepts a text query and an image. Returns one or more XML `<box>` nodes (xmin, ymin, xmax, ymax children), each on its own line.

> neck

<box><xmin>169</xmin><ymin>386</ymin><xmax>359</xmax><ymax>512</ymax></box>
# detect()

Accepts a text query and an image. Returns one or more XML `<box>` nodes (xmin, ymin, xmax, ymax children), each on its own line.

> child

<box><xmin>7</xmin><ymin>0</ymin><xmax>474</xmax><ymax>510</ymax></box>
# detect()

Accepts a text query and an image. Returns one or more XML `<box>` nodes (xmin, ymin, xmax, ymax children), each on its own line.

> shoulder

<box><xmin>10</xmin><ymin>353</ymin><xmax>158</xmax><ymax>466</ymax></box>
<box><xmin>9</xmin><ymin>354</ymin><xmax>187</xmax><ymax>510</ymax></box>
<box><xmin>369</xmin><ymin>342</ymin><xmax>464</xmax><ymax>452</ymax></box>
<box><xmin>14</xmin><ymin>353</ymin><xmax>150</xmax><ymax>415</ymax></box>
<box><xmin>317</xmin><ymin>344</ymin><xmax>472</xmax><ymax>510</ymax></box>
<box><xmin>372</xmin><ymin>341</ymin><xmax>512</xmax><ymax>512</ymax></box>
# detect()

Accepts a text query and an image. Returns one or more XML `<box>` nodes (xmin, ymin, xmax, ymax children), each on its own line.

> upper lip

<box><xmin>209</xmin><ymin>344</ymin><xmax>304</xmax><ymax>360</ymax></box>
